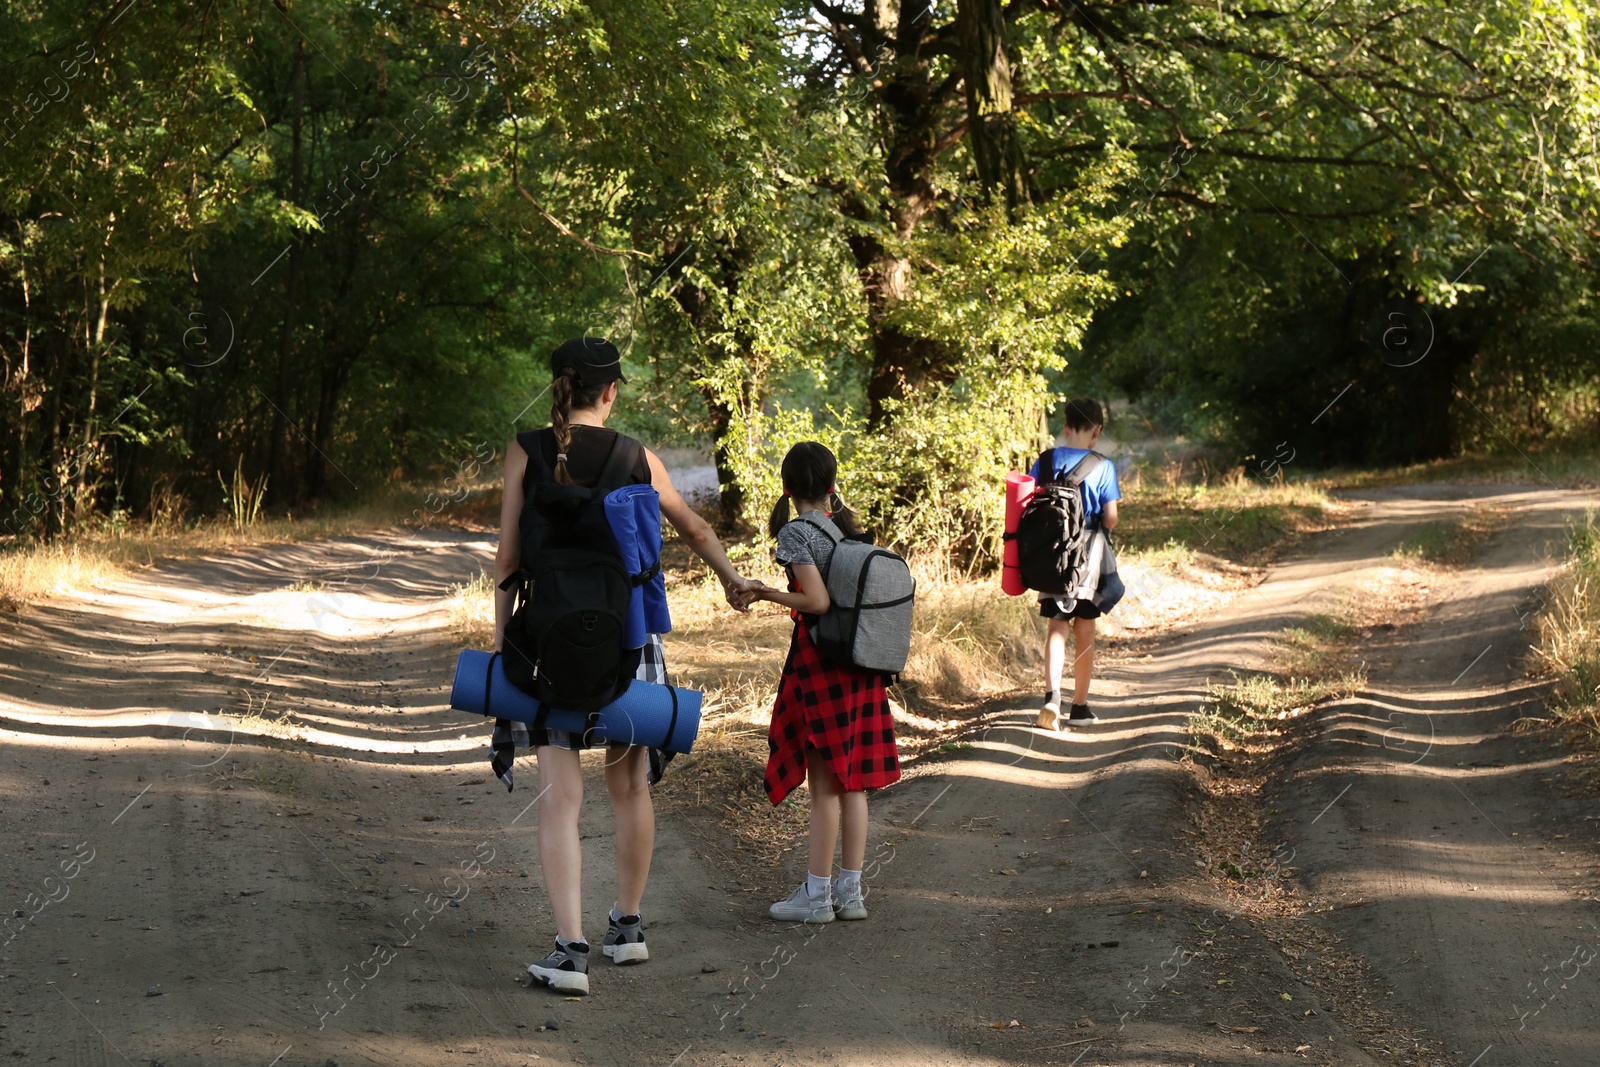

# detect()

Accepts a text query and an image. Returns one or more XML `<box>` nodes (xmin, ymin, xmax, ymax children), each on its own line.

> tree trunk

<box><xmin>958</xmin><ymin>0</ymin><xmax>1029</xmax><ymax>210</ymax></box>
<box><xmin>665</xmin><ymin>238</ymin><xmax>757</xmax><ymax>531</ymax></box>
<box><xmin>2</xmin><ymin>231</ymin><xmax>35</xmax><ymax>516</ymax></box>
<box><xmin>305</xmin><ymin>230</ymin><xmax>365</xmax><ymax>498</ymax></box>
<box><xmin>73</xmin><ymin>236</ymin><xmax>115</xmax><ymax>522</ymax></box>
<box><xmin>269</xmin><ymin>44</ymin><xmax>309</xmax><ymax>502</ymax></box>
<box><xmin>44</xmin><ymin>331</ymin><xmax>65</xmax><ymax>537</ymax></box>
<box><xmin>846</xmin><ymin>0</ymin><xmax>960</xmax><ymax>431</ymax></box>
<box><xmin>702</xmin><ymin>388</ymin><xmax>745</xmax><ymax>531</ymax></box>
<box><xmin>310</xmin><ymin>351</ymin><xmax>356</xmax><ymax>498</ymax></box>
<box><xmin>862</xmin><ymin>300</ymin><xmax>954</xmax><ymax>427</ymax></box>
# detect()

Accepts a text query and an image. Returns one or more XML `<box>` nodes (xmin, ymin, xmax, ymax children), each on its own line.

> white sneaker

<box><xmin>832</xmin><ymin>879</ymin><xmax>868</xmax><ymax>921</ymax></box>
<box><xmin>769</xmin><ymin>882</ymin><xmax>834</xmax><ymax>923</ymax></box>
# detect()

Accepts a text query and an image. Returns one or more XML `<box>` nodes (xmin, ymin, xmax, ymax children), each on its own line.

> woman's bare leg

<box><xmin>603</xmin><ymin>745</ymin><xmax>654</xmax><ymax>914</ymax></box>
<box><xmin>535</xmin><ymin>745</ymin><xmax>585</xmax><ymax>941</ymax></box>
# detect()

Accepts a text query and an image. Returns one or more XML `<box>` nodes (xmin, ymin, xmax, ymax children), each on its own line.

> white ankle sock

<box><xmin>836</xmin><ymin>867</ymin><xmax>862</xmax><ymax>894</ymax></box>
<box><xmin>806</xmin><ymin>873</ymin><xmax>831</xmax><ymax>899</ymax></box>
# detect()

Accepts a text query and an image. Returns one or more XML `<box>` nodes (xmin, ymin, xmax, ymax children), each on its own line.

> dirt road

<box><xmin>1275</xmin><ymin>488</ymin><xmax>1600</xmax><ymax>1067</ymax></box>
<box><xmin>0</xmin><ymin>485</ymin><xmax>1595</xmax><ymax>1066</ymax></box>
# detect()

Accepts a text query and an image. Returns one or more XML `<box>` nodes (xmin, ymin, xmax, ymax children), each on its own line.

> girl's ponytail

<box><xmin>768</xmin><ymin>491</ymin><xmax>792</xmax><ymax>540</ymax></box>
<box><xmin>828</xmin><ymin>490</ymin><xmax>863</xmax><ymax>538</ymax></box>
<box><xmin>550</xmin><ymin>367</ymin><xmax>580</xmax><ymax>485</ymax></box>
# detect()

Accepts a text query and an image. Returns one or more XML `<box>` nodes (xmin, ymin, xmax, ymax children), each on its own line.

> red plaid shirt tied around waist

<box><xmin>764</xmin><ymin>619</ymin><xmax>901</xmax><ymax>806</ymax></box>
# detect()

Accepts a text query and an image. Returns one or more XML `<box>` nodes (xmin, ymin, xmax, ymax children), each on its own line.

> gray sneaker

<box><xmin>527</xmin><ymin>940</ymin><xmax>589</xmax><ymax>995</ymax></box>
<box><xmin>831</xmin><ymin>879</ymin><xmax>868</xmax><ymax>921</ymax></box>
<box><xmin>769</xmin><ymin>882</ymin><xmax>834</xmax><ymax>923</ymax></box>
<box><xmin>602</xmin><ymin>913</ymin><xmax>648</xmax><ymax>965</ymax></box>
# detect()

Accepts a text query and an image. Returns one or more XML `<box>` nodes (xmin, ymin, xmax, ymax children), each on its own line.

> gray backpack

<box><xmin>797</xmin><ymin>517</ymin><xmax>916</xmax><ymax>674</ymax></box>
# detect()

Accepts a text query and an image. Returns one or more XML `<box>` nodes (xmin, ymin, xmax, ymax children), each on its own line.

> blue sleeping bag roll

<box><xmin>603</xmin><ymin>483</ymin><xmax>672</xmax><ymax>649</ymax></box>
<box><xmin>450</xmin><ymin>649</ymin><xmax>700</xmax><ymax>754</ymax></box>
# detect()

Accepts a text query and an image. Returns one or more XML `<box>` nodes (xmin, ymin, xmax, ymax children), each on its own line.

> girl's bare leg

<box><xmin>839</xmin><ymin>788</ymin><xmax>868</xmax><ymax>873</ymax></box>
<box><xmin>806</xmin><ymin>747</ymin><xmax>843</xmax><ymax>879</ymax></box>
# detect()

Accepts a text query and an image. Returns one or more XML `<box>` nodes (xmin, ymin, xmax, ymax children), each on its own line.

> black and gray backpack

<box><xmin>797</xmin><ymin>516</ymin><xmax>916</xmax><ymax>675</ymax></box>
<box><xmin>1012</xmin><ymin>449</ymin><xmax>1105</xmax><ymax>597</ymax></box>
<box><xmin>498</xmin><ymin>430</ymin><xmax>646</xmax><ymax>712</ymax></box>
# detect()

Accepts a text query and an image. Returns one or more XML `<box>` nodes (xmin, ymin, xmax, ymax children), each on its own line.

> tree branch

<box><xmin>1014</xmin><ymin>87</ymin><xmax>1161</xmax><ymax>110</ymax></box>
<box><xmin>512</xmin><ymin>181</ymin><xmax>643</xmax><ymax>259</ymax></box>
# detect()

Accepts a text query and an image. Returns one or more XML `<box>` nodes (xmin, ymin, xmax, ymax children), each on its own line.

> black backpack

<box><xmin>497</xmin><ymin>430</ymin><xmax>645</xmax><ymax>712</ymax></box>
<box><xmin>1012</xmin><ymin>449</ymin><xmax>1105</xmax><ymax>597</ymax></box>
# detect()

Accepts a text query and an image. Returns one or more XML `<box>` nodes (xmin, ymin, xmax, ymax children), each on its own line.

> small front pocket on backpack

<box><xmin>525</xmin><ymin>550</ymin><xmax>633</xmax><ymax>711</ymax></box>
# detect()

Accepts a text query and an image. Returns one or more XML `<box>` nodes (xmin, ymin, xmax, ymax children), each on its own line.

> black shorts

<box><xmin>1039</xmin><ymin>597</ymin><xmax>1101</xmax><ymax>621</ymax></box>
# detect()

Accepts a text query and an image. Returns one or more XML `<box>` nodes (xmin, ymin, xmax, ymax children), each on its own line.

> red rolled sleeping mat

<box><xmin>1002</xmin><ymin>470</ymin><xmax>1035</xmax><ymax>596</ymax></box>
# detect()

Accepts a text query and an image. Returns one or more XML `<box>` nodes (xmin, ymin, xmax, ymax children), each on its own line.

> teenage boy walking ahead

<box><xmin>1033</xmin><ymin>398</ymin><xmax>1120</xmax><ymax>730</ymax></box>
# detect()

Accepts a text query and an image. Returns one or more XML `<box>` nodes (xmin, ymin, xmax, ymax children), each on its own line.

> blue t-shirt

<box><xmin>1029</xmin><ymin>447</ymin><xmax>1120</xmax><ymax>525</ymax></box>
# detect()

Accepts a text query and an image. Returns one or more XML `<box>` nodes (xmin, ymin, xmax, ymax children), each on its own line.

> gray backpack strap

<box><xmin>796</xmin><ymin>516</ymin><xmax>842</xmax><ymax>580</ymax></box>
<box><xmin>1062</xmin><ymin>450</ymin><xmax>1104</xmax><ymax>486</ymax></box>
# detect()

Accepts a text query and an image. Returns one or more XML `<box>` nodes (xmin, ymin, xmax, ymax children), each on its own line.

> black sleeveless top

<box><xmin>516</xmin><ymin>425</ymin><xmax>651</xmax><ymax>490</ymax></box>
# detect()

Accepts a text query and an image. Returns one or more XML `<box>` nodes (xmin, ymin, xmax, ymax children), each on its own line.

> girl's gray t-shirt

<box><xmin>775</xmin><ymin>511</ymin><xmax>840</xmax><ymax>575</ymax></box>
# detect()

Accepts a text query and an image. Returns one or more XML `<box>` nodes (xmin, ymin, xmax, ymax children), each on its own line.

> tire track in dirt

<box><xmin>1273</xmin><ymin>486</ymin><xmax>1600</xmax><ymax>1066</ymax></box>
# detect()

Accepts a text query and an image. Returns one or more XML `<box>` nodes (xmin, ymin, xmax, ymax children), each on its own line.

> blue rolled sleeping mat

<box><xmin>603</xmin><ymin>483</ymin><xmax>672</xmax><ymax>649</ymax></box>
<box><xmin>451</xmin><ymin>649</ymin><xmax>701</xmax><ymax>754</ymax></box>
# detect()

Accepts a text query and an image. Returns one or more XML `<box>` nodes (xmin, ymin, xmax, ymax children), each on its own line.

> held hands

<box><xmin>721</xmin><ymin>575</ymin><xmax>780</xmax><ymax>613</ymax></box>
<box><xmin>721</xmin><ymin>573</ymin><xmax>759</xmax><ymax>613</ymax></box>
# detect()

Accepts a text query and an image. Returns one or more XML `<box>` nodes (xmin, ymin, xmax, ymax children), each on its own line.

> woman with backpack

<box><xmin>493</xmin><ymin>336</ymin><xmax>753</xmax><ymax>996</ymax></box>
<box><xmin>745</xmin><ymin>442</ymin><xmax>902</xmax><ymax>924</ymax></box>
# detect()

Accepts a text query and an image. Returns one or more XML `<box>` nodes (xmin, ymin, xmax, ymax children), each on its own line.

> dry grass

<box><xmin>1389</xmin><ymin>504</ymin><xmax>1504</xmax><ymax>567</ymax></box>
<box><xmin>447</xmin><ymin>570</ymin><xmax>497</xmax><ymax>644</ymax></box>
<box><xmin>1190</xmin><ymin>612</ymin><xmax>1366</xmax><ymax>750</ymax></box>
<box><xmin>0</xmin><ymin>482</ymin><xmax>498</xmax><ymax>611</ymax></box>
<box><xmin>0</xmin><ymin>539</ymin><xmax>122</xmax><ymax>612</ymax></box>
<box><xmin>898</xmin><ymin>563</ymin><xmax>1044</xmax><ymax>707</ymax></box>
<box><xmin>1534</xmin><ymin>512</ymin><xmax>1600</xmax><ymax>746</ymax></box>
<box><xmin>1117</xmin><ymin>469</ymin><xmax>1338</xmax><ymax>565</ymax></box>
<box><xmin>1320</xmin><ymin>439</ymin><xmax>1600</xmax><ymax>491</ymax></box>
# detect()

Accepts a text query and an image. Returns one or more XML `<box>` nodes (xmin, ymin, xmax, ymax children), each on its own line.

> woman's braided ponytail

<box><xmin>550</xmin><ymin>367</ymin><xmax>580</xmax><ymax>485</ymax></box>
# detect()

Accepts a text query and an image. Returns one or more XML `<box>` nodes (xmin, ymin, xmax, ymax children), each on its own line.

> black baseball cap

<box><xmin>550</xmin><ymin>336</ymin><xmax>627</xmax><ymax>386</ymax></box>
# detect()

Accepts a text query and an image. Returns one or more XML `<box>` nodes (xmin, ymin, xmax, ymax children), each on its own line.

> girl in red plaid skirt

<box><xmin>747</xmin><ymin>442</ymin><xmax>901</xmax><ymax>924</ymax></box>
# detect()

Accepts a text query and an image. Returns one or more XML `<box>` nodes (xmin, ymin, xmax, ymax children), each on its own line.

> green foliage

<box><xmin>217</xmin><ymin>457</ymin><xmax>268</xmax><ymax>531</ymax></box>
<box><xmin>0</xmin><ymin>0</ymin><xmax>1595</xmax><ymax>557</ymax></box>
<box><xmin>733</xmin><ymin>370</ymin><xmax>1054</xmax><ymax>560</ymax></box>
<box><xmin>1066</xmin><ymin>0</ymin><xmax>1600</xmax><ymax>465</ymax></box>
